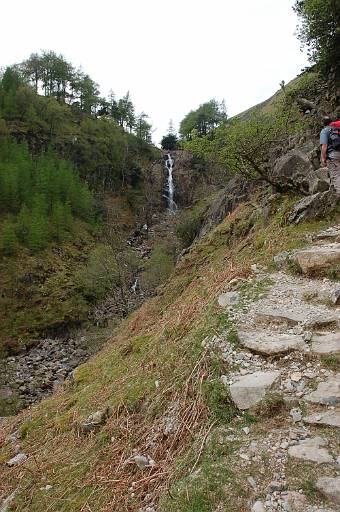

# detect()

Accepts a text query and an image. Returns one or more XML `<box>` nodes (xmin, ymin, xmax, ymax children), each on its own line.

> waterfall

<box><xmin>164</xmin><ymin>153</ymin><xmax>177</xmax><ymax>213</ymax></box>
<box><xmin>131</xmin><ymin>278</ymin><xmax>138</xmax><ymax>294</ymax></box>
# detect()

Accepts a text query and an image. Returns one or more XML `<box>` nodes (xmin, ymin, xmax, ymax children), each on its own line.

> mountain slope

<box><xmin>1</xmin><ymin>191</ymin><xmax>339</xmax><ymax>511</ymax></box>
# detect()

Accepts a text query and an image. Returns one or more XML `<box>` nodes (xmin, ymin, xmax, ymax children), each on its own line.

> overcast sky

<box><xmin>1</xmin><ymin>0</ymin><xmax>308</xmax><ymax>144</ymax></box>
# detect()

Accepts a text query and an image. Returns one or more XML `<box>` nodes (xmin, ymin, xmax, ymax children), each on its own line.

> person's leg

<box><xmin>328</xmin><ymin>153</ymin><xmax>340</xmax><ymax>195</ymax></box>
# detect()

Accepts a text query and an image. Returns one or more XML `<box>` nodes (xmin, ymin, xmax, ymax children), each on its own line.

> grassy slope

<box><xmin>0</xmin><ymin>193</ymin><xmax>339</xmax><ymax>512</ymax></box>
<box><xmin>0</xmin><ymin>195</ymin><xmax>135</xmax><ymax>356</ymax></box>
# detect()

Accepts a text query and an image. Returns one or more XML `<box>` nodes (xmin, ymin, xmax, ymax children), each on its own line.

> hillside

<box><xmin>0</xmin><ymin>191</ymin><xmax>339</xmax><ymax>510</ymax></box>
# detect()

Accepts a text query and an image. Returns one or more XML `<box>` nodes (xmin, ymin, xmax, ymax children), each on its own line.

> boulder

<box><xmin>311</xmin><ymin>332</ymin><xmax>340</xmax><ymax>355</ymax></box>
<box><xmin>315</xmin><ymin>476</ymin><xmax>340</xmax><ymax>506</ymax></box>
<box><xmin>288</xmin><ymin>190</ymin><xmax>338</xmax><ymax>224</ymax></box>
<box><xmin>293</xmin><ymin>243</ymin><xmax>340</xmax><ymax>274</ymax></box>
<box><xmin>288</xmin><ymin>437</ymin><xmax>333</xmax><ymax>464</ymax></box>
<box><xmin>307</xmin><ymin>167</ymin><xmax>330</xmax><ymax>194</ymax></box>
<box><xmin>272</xmin><ymin>149</ymin><xmax>313</xmax><ymax>193</ymax></box>
<box><xmin>305</xmin><ymin>375</ymin><xmax>340</xmax><ymax>406</ymax></box>
<box><xmin>229</xmin><ymin>370</ymin><xmax>280</xmax><ymax>410</ymax></box>
<box><xmin>303</xmin><ymin>410</ymin><xmax>340</xmax><ymax>428</ymax></box>
<box><xmin>238</xmin><ymin>330</ymin><xmax>307</xmax><ymax>355</ymax></box>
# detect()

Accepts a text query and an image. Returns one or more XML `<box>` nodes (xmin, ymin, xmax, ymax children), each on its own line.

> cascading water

<box><xmin>164</xmin><ymin>153</ymin><xmax>177</xmax><ymax>213</ymax></box>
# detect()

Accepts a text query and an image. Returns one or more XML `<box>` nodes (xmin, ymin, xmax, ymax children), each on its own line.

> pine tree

<box><xmin>51</xmin><ymin>201</ymin><xmax>66</xmax><ymax>241</ymax></box>
<box><xmin>27</xmin><ymin>205</ymin><xmax>49</xmax><ymax>252</ymax></box>
<box><xmin>0</xmin><ymin>220</ymin><xmax>18</xmax><ymax>255</ymax></box>
<box><xmin>16</xmin><ymin>204</ymin><xmax>31</xmax><ymax>243</ymax></box>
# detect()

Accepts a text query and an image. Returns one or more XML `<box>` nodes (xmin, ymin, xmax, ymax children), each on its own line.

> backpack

<box><xmin>329</xmin><ymin>120</ymin><xmax>340</xmax><ymax>151</ymax></box>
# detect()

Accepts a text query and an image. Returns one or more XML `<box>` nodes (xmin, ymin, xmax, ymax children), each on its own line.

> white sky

<box><xmin>1</xmin><ymin>0</ymin><xmax>308</xmax><ymax>144</ymax></box>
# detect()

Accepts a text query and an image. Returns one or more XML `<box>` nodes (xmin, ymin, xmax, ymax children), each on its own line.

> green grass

<box><xmin>160</xmin><ymin>431</ymin><xmax>243</xmax><ymax>512</ymax></box>
<box><xmin>322</xmin><ymin>354</ymin><xmax>340</xmax><ymax>371</ymax></box>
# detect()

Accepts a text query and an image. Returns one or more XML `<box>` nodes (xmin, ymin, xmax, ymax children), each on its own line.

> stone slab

<box><xmin>311</xmin><ymin>332</ymin><xmax>340</xmax><ymax>355</ymax></box>
<box><xmin>305</xmin><ymin>375</ymin><xmax>340</xmax><ymax>406</ymax></box>
<box><xmin>303</xmin><ymin>410</ymin><xmax>340</xmax><ymax>428</ymax></box>
<box><xmin>229</xmin><ymin>370</ymin><xmax>280</xmax><ymax>410</ymax></box>
<box><xmin>316</xmin><ymin>476</ymin><xmax>340</xmax><ymax>506</ymax></box>
<box><xmin>293</xmin><ymin>244</ymin><xmax>340</xmax><ymax>274</ymax></box>
<box><xmin>238</xmin><ymin>330</ymin><xmax>307</xmax><ymax>355</ymax></box>
<box><xmin>288</xmin><ymin>436</ymin><xmax>333</xmax><ymax>464</ymax></box>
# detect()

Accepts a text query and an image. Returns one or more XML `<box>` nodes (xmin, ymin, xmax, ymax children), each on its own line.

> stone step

<box><xmin>228</xmin><ymin>370</ymin><xmax>280</xmax><ymax>410</ymax></box>
<box><xmin>312</xmin><ymin>225</ymin><xmax>340</xmax><ymax>243</ymax></box>
<box><xmin>315</xmin><ymin>476</ymin><xmax>340</xmax><ymax>507</ymax></box>
<box><xmin>238</xmin><ymin>330</ymin><xmax>307</xmax><ymax>355</ymax></box>
<box><xmin>303</xmin><ymin>410</ymin><xmax>340</xmax><ymax>428</ymax></box>
<box><xmin>288</xmin><ymin>436</ymin><xmax>334</xmax><ymax>464</ymax></box>
<box><xmin>292</xmin><ymin>243</ymin><xmax>340</xmax><ymax>274</ymax></box>
<box><xmin>311</xmin><ymin>332</ymin><xmax>340</xmax><ymax>355</ymax></box>
<box><xmin>304</xmin><ymin>374</ymin><xmax>340</xmax><ymax>406</ymax></box>
<box><xmin>256</xmin><ymin>307</ymin><xmax>339</xmax><ymax>330</ymax></box>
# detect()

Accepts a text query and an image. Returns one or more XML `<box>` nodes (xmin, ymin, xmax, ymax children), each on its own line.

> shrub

<box><xmin>140</xmin><ymin>244</ymin><xmax>175</xmax><ymax>291</ymax></box>
<box><xmin>176</xmin><ymin>213</ymin><xmax>202</xmax><ymax>247</ymax></box>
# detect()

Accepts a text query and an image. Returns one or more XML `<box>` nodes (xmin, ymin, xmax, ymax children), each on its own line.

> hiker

<box><xmin>320</xmin><ymin>116</ymin><xmax>340</xmax><ymax>195</ymax></box>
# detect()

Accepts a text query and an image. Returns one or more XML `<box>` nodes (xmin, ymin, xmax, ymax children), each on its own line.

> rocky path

<box><xmin>214</xmin><ymin>225</ymin><xmax>340</xmax><ymax>511</ymax></box>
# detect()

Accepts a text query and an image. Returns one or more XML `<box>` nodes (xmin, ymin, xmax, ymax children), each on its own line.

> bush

<box><xmin>140</xmin><ymin>244</ymin><xmax>175</xmax><ymax>291</ymax></box>
<box><xmin>75</xmin><ymin>245</ymin><xmax>120</xmax><ymax>301</ymax></box>
<box><xmin>176</xmin><ymin>213</ymin><xmax>202</xmax><ymax>247</ymax></box>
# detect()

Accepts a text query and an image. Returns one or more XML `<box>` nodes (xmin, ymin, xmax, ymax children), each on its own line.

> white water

<box><xmin>164</xmin><ymin>153</ymin><xmax>177</xmax><ymax>213</ymax></box>
<box><xmin>131</xmin><ymin>278</ymin><xmax>138</xmax><ymax>294</ymax></box>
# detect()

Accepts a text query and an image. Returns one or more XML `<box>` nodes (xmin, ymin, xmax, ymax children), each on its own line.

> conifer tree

<box><xmin>16</xmin><ymin>204</ymin><xmax>31</xmax><ymax>243</ymax></box>
<box><xmin>0</xmin><ymin>220</ymin><xmax>18</xmax><ymax>255</ymax></box>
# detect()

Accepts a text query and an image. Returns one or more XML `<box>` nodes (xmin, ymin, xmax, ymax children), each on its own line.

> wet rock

<box><xmin>288</xmin><ymin>437</ymin><xmax>333</xmax><ymax>464</ymax></box>
<box><xmin>6</xmin><ymin>453</ymin><xmax>27</xmax><ymax>466</ymax></box>
<box><xmin>315</xmin><ymin>476</ymin><xmax>340</xmax><ymax>506</ymax></box>
<box><xmin>229</xmin><ymin>370</ymin><xmax>280</xmax><ymax>410</ymax></box>
<box><xmin>303</xmin><ymin>410</ymin><xmax>340</xmax><ymax>428</ymax></box>
<box><xmin>305</xmin><ymin>374</ymin><xmax>340</xmax><ymax>405</ymax></box>
<box><xmin>238</xmin><ymin>331</ymin><xmax>307</xmax><ymax>355</ymax></box>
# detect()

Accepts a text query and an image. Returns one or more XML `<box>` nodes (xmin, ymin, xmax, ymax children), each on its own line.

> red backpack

<box><xmin>329</xmin><ymin>120</ymin><xmax>340</xmax><ymax>151</ymax></box>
